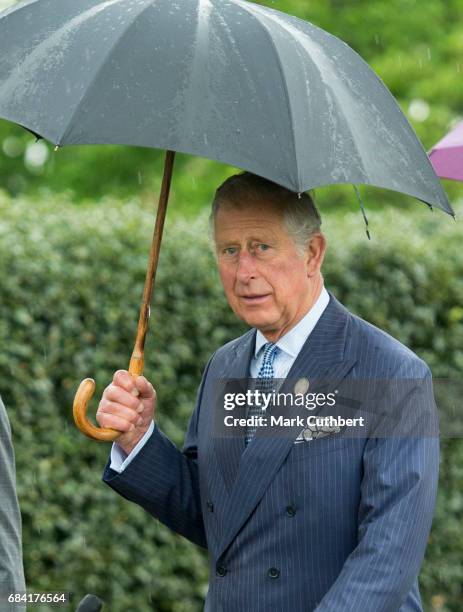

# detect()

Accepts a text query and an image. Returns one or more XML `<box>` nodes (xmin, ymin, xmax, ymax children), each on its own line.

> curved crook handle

<box><xmin>73</xmin><ymin>353</ymin><xmax>145</xmax><ymax>441</ymax></box>
<box><xmin>73</xmin><ymin>355</ymin><xmax>144</xmax><ymax>441</ymax></box>
<box><xmin>73</xmin><ymin>377</ymin><xmax>122</xmax><ymax>441</ymax></box>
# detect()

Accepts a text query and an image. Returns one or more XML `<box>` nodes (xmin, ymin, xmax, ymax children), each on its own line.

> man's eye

<box><xmin>223</xmin><ymin>247</ymin><xmax>238</xmax><ymax>255</ymax></box>
<box><xmin>257</xmin><ymin>243</ymin><xmax>271</xmax><ymax>252</ymax></box>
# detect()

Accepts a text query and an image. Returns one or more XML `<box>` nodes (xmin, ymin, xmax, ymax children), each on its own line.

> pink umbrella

<box><xmin>429</xmin><ymin>121</ymin><xmax>463</xmax><ymax>182</ymax></box>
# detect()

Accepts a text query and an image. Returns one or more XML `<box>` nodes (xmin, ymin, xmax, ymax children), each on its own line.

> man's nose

<box><xmin>236</xmin><ymin>250</ymin><xmax>257</xmax><ymax>282</ymax></box>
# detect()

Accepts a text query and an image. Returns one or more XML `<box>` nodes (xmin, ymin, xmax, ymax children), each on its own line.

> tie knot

<box><xmin>262</xmin><ymin>342</ymin><xmax>279</xmax><ymax>364</ymax></box>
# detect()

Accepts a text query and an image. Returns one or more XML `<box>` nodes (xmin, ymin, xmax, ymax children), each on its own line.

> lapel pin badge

<box><xmin>294</xmin><ymin>377</ymin><xmax>309</xmax><ymax>395</ymax></box>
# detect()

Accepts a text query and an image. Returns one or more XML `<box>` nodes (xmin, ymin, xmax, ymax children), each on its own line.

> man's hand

<box><xmin>96</xmin><ymin>370</ymin><xmax>156</xmax><ymax>455</ymax></box>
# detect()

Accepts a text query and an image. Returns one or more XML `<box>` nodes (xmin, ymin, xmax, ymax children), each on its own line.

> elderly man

<box><xmin>99</xmin><ymin>173</ymin><xmax>438</xmax><ymax>611</ymax></box>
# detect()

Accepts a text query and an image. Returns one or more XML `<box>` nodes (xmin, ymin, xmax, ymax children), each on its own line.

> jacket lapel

<box><xmin>216</xmin><ymin>292</ymin><xmax>357</xmax><ymax>559</ymax></box>
<box><xmin>212</xmin><ymin>329</ymin><xmax>256</xmax><ymax>493</ymax></box>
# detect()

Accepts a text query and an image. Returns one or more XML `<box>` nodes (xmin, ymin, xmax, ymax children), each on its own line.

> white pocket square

<box><xmin>294</xmin><ymin>423</ymin><xmax>341</xmax><ymax>443</ymax></box>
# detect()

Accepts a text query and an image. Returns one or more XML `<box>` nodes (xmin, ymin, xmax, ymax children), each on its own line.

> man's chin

<box><xmin>238</xmin><ymin>311</ymin><xmax>278</xmax><ymax>331</ymax></box>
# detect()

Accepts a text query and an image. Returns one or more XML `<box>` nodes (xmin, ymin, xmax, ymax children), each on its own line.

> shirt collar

<box><xmin>254</xmin><ymin>286</ymin><xmax>330</xmax><ymax>358</ymax></box>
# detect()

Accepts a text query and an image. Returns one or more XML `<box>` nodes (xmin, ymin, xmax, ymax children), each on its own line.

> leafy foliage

<box><xmin>0</xmin><ymin>192</ymin><xmax>461</xmax><ymax>610</ymax></box>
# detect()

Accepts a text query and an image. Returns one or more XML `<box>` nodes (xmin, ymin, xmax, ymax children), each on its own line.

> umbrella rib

<box><xmin>231</xmin><ymin>0</ymin><xmax>300</xmax><ymax>191</ymax></box>
<box><xmin>233</xmin><ymin>2</ymin><xmax>368</xmax><ymax>192</ymax></box>
<box><xmin>0</xmin><ymin>0</ymin><xmax>40</xmax><ymax>20</ymax></box>
<box><xmin>59</xmin><ymin>0</ymin><xmax>155</xmax><ymax>145</ymax></box>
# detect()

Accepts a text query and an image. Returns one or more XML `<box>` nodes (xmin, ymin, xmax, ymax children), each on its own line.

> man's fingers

<box><xmin>97</xmin><ymin>372</ymin><xmax>154</xmax><ymax>437</ymax></box>
<box><xmin>113</xmin><ymin>370</ymin><xmax>137</xmax><ymax>394</ymax></box>
<box><xmin>135</xmin><ymin>376</ymin><xmax>156</xmax><ymax>400</ymax></box>
<box><xmin>98</xmin><ymin>400</ymin><xmax>143</xmax><ymax>425</ymax></box>
<box><xmin>96</xmin><ymin>410</ymin><xmax>136</xmax><ymax>433</ymax></box>
<box><xmin>105</xmin><ymin>384</ymin><xmax>140</xmax><ymax>410</ymax></box>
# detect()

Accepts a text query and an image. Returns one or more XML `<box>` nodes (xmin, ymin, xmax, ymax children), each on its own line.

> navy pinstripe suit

<box><xmin>103</xmin><ymin>292</ymin><xmax>439</xmax><ymax>611</ymax></box>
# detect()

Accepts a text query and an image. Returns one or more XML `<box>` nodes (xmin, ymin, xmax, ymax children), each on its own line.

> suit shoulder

<box><xmin>346</xmin><ymin>311</ymin><xmax>431</xmax><ymax>377</ymax></box>
<box><xmin>203</xmin><ymin>329</ymin><xmax>255</xmax><ymax>374</ymax></box>
<box><xmin>212</xmin><ymin>329</ymin><xmax>254</xmax><ymax>360</ymax></box>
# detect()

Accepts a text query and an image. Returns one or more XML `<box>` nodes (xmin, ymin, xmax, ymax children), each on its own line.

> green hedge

<box><xmin>0</xmin><ymin>191</ymin><xmax>462</xmax><ymax>611</ymax></box>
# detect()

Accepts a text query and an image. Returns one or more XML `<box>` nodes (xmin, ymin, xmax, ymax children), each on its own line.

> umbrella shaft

<box><xmin>129</xmin><ymin>150</ymin><xmax>176</xmax><ymax>377</ymax></box>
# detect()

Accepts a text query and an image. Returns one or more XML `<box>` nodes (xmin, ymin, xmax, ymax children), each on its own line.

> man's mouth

<box><xmin>239</xmin><ymin>294</ymin><xmax>271</xmax><ymax>304</ymax></box>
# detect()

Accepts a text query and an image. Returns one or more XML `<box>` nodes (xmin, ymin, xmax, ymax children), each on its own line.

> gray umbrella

<box><xmin>0</xmin><ymin>0</ymin><xmax>452</xmax><ymax>211</ymax></box>
<box><xmin>0</xmin><ymin>0</ymin><xmax>453</xmax><ymax>441</ymax></box>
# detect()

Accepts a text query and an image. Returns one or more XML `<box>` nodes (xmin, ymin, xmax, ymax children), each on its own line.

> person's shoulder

<box><xmin>343</xmin><ymin>305</ymin><xmax>431</xmax><ymax>378</ymax></box>
<box><xmin>200</xmin><ymin>329</ymin><xmax>255</xmax><ymax>376</ymax></box>
<box><xmin>212</xmin><ymin>329</ymin><xmax>255</xmax><ymax>360</ymax></box>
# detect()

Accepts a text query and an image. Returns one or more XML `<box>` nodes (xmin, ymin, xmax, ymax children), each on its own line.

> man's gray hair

<box><xmin>209</xmin><ymin>172</ymin><xmax>322</xmax><ymax>253</ymax></box>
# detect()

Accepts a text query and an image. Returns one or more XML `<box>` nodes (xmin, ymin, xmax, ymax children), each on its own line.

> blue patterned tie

<box><xmin>245</xmin><ymin>342</ymin><xmax>280</xmax><ymax>445</ymax></box>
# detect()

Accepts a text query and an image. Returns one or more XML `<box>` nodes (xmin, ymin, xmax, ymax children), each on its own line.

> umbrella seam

<box><xmin>60</xmin><ymin>0</ymin><xmax>155</xmax><ymax>145</ymax></box>
<box><xmin>232</xmin><ymin>0</ymin><xmax>300</xmax><ymax>191</ymax></box>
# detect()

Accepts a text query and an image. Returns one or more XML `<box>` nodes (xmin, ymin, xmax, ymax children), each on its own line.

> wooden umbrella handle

<box><xmin>73</xmin><ymin>150</ymin><xmax>176</xmax><ymax>441</ymax></box>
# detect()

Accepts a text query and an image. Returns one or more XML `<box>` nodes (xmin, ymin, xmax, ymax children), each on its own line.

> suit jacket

<box><xmin>0</xmin><ymin>397</ymin><xmax>26</xmax><ymax>611</ymax></box>
<box><xmin>103</xmin><ymin>292</ymin><xmax>439</xmax><ymax>612</ymax></box>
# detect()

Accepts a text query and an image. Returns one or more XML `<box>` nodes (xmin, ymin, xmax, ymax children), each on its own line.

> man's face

<box><xmin>214</xmin><ymin>199</ymin><xmax>325</xmax><ymax>340</ymax></box>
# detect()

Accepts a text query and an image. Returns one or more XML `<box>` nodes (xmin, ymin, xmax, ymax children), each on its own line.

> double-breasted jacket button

<box><xmin>285</xmin><ymin>504</ymin><xmax>296</xmax><ymax>517</ymax></box>
<box><xmin>216</xmin><ymin>563</ymin><xmax>227</xmax><ymax>577</ymax></box>
<box><xmin>268</xmin><ymin>567</ymin><xmax>280</xmax><ymax>579</ymax></box>
<box><xmin>206</xmin><ymin>500</ymin><xmax>214</xmax><ymax>513</ymax></box>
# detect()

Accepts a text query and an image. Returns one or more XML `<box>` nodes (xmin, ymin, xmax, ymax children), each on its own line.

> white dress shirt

<box><xmin>250</xmin><ymin>286</ymin><xmax>330</xmax><ymax>378</ymax></box>
<box><xmin>110</xmin><ymin>287</ymin><xmax>330</xmax><ymax>473</ymax></box>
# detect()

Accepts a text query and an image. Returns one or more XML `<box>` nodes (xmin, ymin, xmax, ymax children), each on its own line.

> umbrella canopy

<box><xmin>0</xmin><ymin>0</ymin><xmax>452</xmax><ymax>214</ymax></box>
<box><xmin>429</xmin><ymin>121</ymin><xmax>463</xmax><ymax>182</ymax></box>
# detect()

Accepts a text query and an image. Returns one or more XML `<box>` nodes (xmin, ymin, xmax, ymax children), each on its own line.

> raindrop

<box><xmin>408</xmin><ymin>99</ymin><xmax>430</xmax><ymax>122</ymax></box>
<box><xmin>426</xmin><ymin>47</ymin><xmax>431</xmax><ymax>61</ymax></box>
<box><xmin>2</xmin><ymin>136</ymin><xmax>23</xmax><ymax>158</ymax></box>
<box><xmin>374</xmin><ymin>33</ymin><xmax>380</xmax><ymax>45</ymax></box>
<box><xmin>137</xmin><ymin>170</ymin><xmax>143</xmax><ymax>185</ymax></box>
<box><xmin>297</xmin><ymin>192</ymin><xmax>301</xmax><ymax>199</ymax></box>
<box><xmin>25</xmin><ymin>141</ymin><xmax>49</xmax><ymax>168</ymax></box>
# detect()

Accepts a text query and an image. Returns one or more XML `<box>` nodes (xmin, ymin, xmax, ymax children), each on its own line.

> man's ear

<box><xmin>305</xmin><ymin>233</ymin><xmax>327</xmax><ymax>277</ymax></box>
